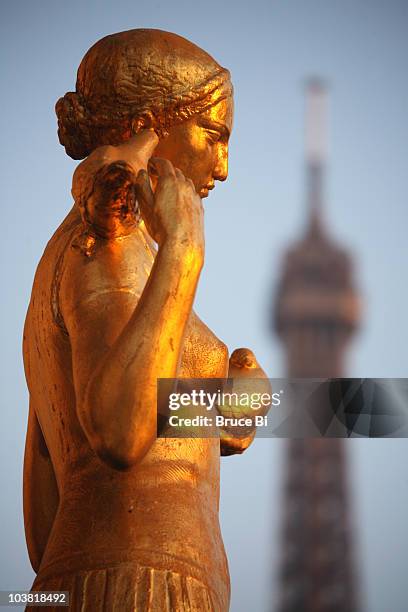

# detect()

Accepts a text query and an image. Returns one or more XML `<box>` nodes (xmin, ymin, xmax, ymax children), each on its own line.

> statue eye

<box><xmin>205</xmin><ymin>129</ymin><xmax>221</xmax><ymax>144</ymax></box>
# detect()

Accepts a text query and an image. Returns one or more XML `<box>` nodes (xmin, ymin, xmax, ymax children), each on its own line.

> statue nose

<box><xmin>214</xmin><ymin>169</ymin><xmax>227</xmax><ymax>182</ymax></box>
<box><xmin>213</xmin><ymin>145</ymin><xmax>228</xmax><ymax>182</ymax></box>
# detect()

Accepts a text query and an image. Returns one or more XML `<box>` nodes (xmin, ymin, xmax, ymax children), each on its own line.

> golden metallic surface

<box><xmin>23</xmin><ymin>29</ymin><xmax>269</xmax><ymax>611</ymax></box>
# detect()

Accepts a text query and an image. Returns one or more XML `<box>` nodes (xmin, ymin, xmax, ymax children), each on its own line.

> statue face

<box><xmin>153</xmin><ymin>96</ymin><xmax>233</xmax><ymax>198</ymax></box>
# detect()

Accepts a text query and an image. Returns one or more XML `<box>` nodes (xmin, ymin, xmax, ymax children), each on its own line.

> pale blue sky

<box><xmin>1</xmin><ymin>1</ymin><xmax>408</xmax><ymax>611</ymax></box>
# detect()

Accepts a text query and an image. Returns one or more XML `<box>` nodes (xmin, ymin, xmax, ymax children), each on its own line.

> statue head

<box><xmin>56</xmin><ymin>29</ymin><xmax>233</xmax><ymax>197</ymax></box>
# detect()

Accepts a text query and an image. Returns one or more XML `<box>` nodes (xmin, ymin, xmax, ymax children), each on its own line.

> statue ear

<box><xmin>131</xmin><ymin>111</ymin><xmax>155</xmax><ymax>133</ymax></box>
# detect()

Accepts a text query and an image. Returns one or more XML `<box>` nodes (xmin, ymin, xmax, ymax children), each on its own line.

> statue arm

<box><xmin>23</xmin><ymin>402</ymin><xmax>59</xmax><ymax>572</ymax></box>
<box><xmin>62</xmin><ymin>159</ymin><xmax>204</xmax><ymax>471</ymax></box>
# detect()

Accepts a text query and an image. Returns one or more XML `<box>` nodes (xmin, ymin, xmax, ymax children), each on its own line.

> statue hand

<box><xmin>135</xmin><ymin>158</ymin><xmax>205</xmax><ymax>261</ymax></box>
<box><xmin>71</xmin><ymin>130</ymin><xmax>159</xmax><ymax>239</ymax></box>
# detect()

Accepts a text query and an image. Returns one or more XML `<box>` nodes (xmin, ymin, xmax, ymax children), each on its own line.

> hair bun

<box><xmin>55</xmin><ymin>92</ymin><xmax>94</xmax><ymax>160</ymax></box>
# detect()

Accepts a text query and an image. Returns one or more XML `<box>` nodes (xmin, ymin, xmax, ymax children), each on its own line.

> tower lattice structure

<box><xmin>273</xmin><ymin>80</ymin><xmax>361</xmax><ymax>612</ymax></box>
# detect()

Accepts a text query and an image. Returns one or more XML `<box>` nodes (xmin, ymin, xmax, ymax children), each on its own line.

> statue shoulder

<box><xmin>61</xmin><ymin>226</ymin><xmax>152</xmax><ymax>311</ymax></box>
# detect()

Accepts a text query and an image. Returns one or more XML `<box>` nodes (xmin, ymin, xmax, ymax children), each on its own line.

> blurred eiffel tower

<box><xmin>273</xmin><ymin>80</ymin><xmax>361</xmax><ymax>612</ymax></box>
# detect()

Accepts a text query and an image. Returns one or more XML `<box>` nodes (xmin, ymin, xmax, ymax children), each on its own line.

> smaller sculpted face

<box><xmin>153</xmin><ymin>96</ymin><xmax>233</xmax><ymax>198</ymax></box>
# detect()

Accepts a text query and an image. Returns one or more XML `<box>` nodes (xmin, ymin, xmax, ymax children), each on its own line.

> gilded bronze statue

<box><xmin>23</xmin><ymin>29</ymin><xmax>269</xmax><ymax>611</ymax></box>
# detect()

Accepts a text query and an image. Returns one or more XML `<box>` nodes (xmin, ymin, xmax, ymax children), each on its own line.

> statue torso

<box><xmin>23</xmin><ymin>206</ymin><xmax>230</xmax><ymax>599</ymax></box>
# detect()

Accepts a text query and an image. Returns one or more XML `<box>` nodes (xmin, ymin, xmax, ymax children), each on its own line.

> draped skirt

<box><xmin>26</xmin><ymin>562</ymin><xmax>226</xmax><ymax>612</ymax></box>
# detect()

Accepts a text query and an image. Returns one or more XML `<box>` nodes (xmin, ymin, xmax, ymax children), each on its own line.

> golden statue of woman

<box><xmin>23</xmin><ymin>29</ymin><xmax>268</xmax><ymax>611</ymax></box>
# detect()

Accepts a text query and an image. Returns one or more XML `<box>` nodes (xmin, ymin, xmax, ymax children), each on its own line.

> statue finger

<box><xmin>135</xmin><ymin>169</ymin><xmax>155</xmax><ymax>210</ymax></box>
<box><xmin>174</xmin><ymin>167</ymin><xmax>187</xmax><ymax>181</ymax></box>
<box><xmin>118</xmin><ymin>129</ymin><xmax>159</xmax><ymax>169</ymax></box>
<box><xmin>148</xmin><ymin>157</ymin><xmax>176</xmax><ymax>178</ymax></box>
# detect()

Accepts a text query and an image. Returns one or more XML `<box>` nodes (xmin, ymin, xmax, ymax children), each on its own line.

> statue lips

<box><xmin>200</xmin><ymin>182</ymin><xmax>215</xmax><ymax>198</ymax></box>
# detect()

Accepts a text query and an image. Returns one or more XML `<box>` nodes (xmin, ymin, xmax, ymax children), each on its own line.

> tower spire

<box><xmin>272</xmin><ymin>79</ymin><xmax>361</xmax><ymax>612</ymax></box>
<box><xmin>305</xmin><ymin>78</ymin><xmax>327</xmax><ymax>233</ymax></box>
